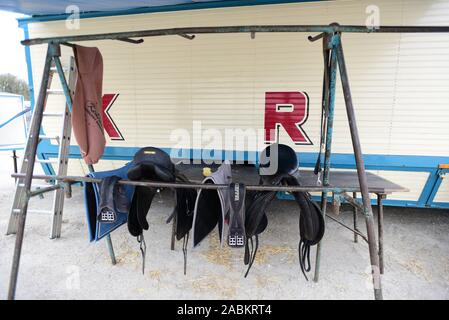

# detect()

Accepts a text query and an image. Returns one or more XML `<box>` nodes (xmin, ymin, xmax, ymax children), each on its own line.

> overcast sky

<box><xmin>0</xmin><ymin>10</ymin><xmax>28</xmax><ymax>81</ymax></box>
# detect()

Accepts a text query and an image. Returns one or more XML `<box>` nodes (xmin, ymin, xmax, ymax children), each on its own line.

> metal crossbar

<box><xmin>10</xmin><ymin>172</ymin><xmax>373</xmax><ymax>194</ymax></box>
<box><xmin>21</xmin><ymin>24</ymin><xmax>449</xmax><ymax>46</ymax></box>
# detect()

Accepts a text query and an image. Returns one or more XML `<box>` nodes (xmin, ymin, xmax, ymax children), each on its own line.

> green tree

<box><xmin>0</xmin><ymin>73</ymin><xmax>29</xmax><ymax>100</ymax></box>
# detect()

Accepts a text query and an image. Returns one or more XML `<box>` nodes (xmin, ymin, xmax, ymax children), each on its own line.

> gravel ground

<box><xmin>0</xmin><ymin>153</ymin><xmax>448</xmax><ymax>300</ymax></box>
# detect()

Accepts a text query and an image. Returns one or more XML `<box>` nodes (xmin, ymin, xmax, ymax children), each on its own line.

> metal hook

<box><xmin>178</xmin><ymin>34</ymin><xmax>195</xmax><ymax>40</ymax></box>
<box><xmin>117</xmin><ymin>37</ymin><xmax>144</xmax><ymax>44</ymax></box>
<box><xmin>308</xmin><ymin>32</ymin><xmax>325</xmax><ymax>42</ymax></box>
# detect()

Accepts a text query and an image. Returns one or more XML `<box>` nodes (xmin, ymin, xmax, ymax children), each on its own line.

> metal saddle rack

<box><xmin>8</xmin><ymin>22</ymin><xmax>445</xmax><ymax>300</ymax></box>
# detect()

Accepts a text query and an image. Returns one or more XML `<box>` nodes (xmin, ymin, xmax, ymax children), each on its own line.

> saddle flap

<box><xmin>175</xmin><ymin>187</ymin><xmax>197</xmax><ymax>241</ymax></box>
<box><xmin>192</xmin><ymin>161</ymin><xmax>232</xmax><ymax>247</ymax></box>
<box><xmin>284</xmin><ymin>174</ymin><xmax>325</xmax><ymax>245</ymax></box>
<box><xmin>291</xmin><ymin>190</ymin><xmax>325</xmax><ymax>245</ymax></box>
<box><xmin>98</xmin><ymin>175</ymin><xmax>121</xmax><ymax>223</ymax></box>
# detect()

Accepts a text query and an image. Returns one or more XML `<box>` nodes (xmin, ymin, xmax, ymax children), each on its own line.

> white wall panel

<box><xmin>434</xmin><ymin>174</ymin><xmax>449</xmax><ymax>203</ymax></box>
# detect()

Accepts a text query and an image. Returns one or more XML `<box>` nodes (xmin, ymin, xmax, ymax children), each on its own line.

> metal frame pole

<box><xmin>7</xmin><ymin>43</ymin><xmax>55</xmax><ymax>300</ymax></box>
<box><xmin>377</xmin><ymin>194</ymin><xmax>385</xmax><ymax>274</ymax></box>
<box><xmin>105</xmin><ymin>234</ymin><xmax>117</xmax><ymax>265</ymax></box>
<box><xmin>335</xmin><ymin>35</ymin><xmax>382</xmax><ymax>300</ymax></box>
<box><xmin>50</xmin><ymin>56</ymin><xmax>75</xmax><ymax>239</ymax></box>
<box><xmin>12</xmin><ymin>150</ymin><xmax>18</xmax><ymax>178</ymax></box>
<box><xmin>171</xmin><ymin>211</ymin><xmax>177</xmax><ymax>251</ymax></box>
<box><xmin>313</xmin><ymin>33</ymin><xmax>338</xmax><ymax>282</ymax></box>
<box><xmin>86</xmin><ymin>164</ymin><xmax>116</xmax><ymax>265</ymax></box>
<box><xmin>353</xmin><ymin>192</ymin><xmax>358</xmax><ymax>243</ymax></box>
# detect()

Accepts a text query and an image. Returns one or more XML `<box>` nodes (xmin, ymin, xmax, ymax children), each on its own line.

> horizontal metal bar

<box><xmin>11</xmin><ymin>173</ymin><xmax>371</xmax><ymax>193</ymax></box>
<box><xmin>29</xmin><ymin>184</ymin><xmax>62</xmax><ymax>197</ymax></box>
<box><xmin>21</xmin><ymin>24</ymin><xmax>449</xmax><ymax>46</ymax></box>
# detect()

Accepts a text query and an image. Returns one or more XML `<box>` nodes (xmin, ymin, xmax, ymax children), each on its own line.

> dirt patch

<box><xmin>254</xmin><ymin>244</ymin><xmax>296</xmax><ymax>265</ymax></box>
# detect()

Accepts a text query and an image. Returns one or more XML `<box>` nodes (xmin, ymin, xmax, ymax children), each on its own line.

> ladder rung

<box><xmin>12</xmin><ymin>209</ymin><xmax>53</xmax><ymax>215</ymax></box>
<box><xmin>39</xmin><ymin>135</ymin><xmax>59</xmax><ymax>140</ymax></box>
<box><xmin>36</xmin><ymin>159</ymin><xmax>58</xmax><ymax>164</ymax></box>
<box><xmin>18</xmin><ymin>183</ymin><xmax>54</xmax><ymax>188</ymax></box>
<box><xmin>24</xmin><ymin>158</ymin><xmax>58</xmax><ymax>164</ymax></box>
<box><xmin>43</xmin><ymin>112</ymin><xmax>64</xmax><ymax>117</ymax></box>
<box><xmin>47</xmin><ymin>89</ymin><xmax>64</xmax><ymax>95</ymax></box>
<box><xmin>50</xmin><ymin>66</ymin><xmax>68</xmax><ymax>73</ymax></box>
<box><xmin>33</xmin><ymin>184</ymin><xmax>55</xmax><ymax>189</ymax></box>
<box><xmin>29</xmin><ymin>209</ymin><xmax>53</xmax><ymax>214</ymax></box>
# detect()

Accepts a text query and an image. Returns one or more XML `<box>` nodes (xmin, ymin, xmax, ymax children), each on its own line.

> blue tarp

<box><xmin>0</xmin><ymin>0</ymin><xmax>262</xmax><ymax>16</ymax></box>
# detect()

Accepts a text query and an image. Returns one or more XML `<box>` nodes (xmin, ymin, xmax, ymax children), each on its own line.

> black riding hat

<box><xmin>259</xmin><ymin>143</ymin><xmax>299</xmax><ymax>178</ymax></box>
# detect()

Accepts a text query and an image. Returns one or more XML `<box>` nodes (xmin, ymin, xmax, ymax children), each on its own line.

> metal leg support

<box><xmin>7</xmin><ymin>44</ymin><xmax>55</xmax><ymax>300</ymax></box>
<box><xmin>353</xmin><ymin>192</ymin><xmax>358</xmax><ymax>243</ymax></box>
<box><xmin>336</xmin><ymin>35</ymin><xmax>382</xmax><ymax>300</ymax></box>
<box><xmin>313</xmin><ymin>34</ymin><xmax>337</xmax><ymax>283</ymax></box>
<box><xmin>171</xmin><ymin>211</ymin><xmax>177</xmax><ymax>251</ymax></box>
<box><xmin>12</xmin><ymin>150</ymin><xmax>18</xmax><ymax>178</ymax></box>
<box><xmin>377</xmin><ymin>194</ymin><xmax>385</xmax><ymax>274</ymax></box>
<box><xmin>87</xmin><ymin>164</ymin><xmax>117</xmax><ymax>265</ymax></box>
<box><xmin>314</xmin><ymin>195</ymin><xmax>327</xmax><ymax>282</ymax></box>
<box><xmin>106</xmin><ymin>234</ymin><xmax>117</xmax><ymax>265</ymax></box>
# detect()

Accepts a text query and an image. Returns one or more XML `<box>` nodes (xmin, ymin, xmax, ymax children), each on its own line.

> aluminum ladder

<box><xmin>7</xmin><ymin>44</ymin><xmax>116</xmax><ymax>300</ymax></box>
<box><xmin>6</xmin><ymin>56</ymin><xmax>75</xmax><ymax>239</ymax></box>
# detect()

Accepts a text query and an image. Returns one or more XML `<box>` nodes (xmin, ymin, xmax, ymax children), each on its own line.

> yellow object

<box><xmin>203</xmin><ymin>167</ymin><xmax>212</xmax><ymax>177</ymax></box>
<box><xmin>439</xmin><ymin>164</ymin><xmax>449</xmax><ymax>169</ymax></box>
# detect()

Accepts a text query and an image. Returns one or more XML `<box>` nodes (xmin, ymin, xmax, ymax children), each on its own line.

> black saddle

<box><xmin>244</xmin><ymin>143</ymin><xmax>325</xmax><ymax>279</ymax></box>
<box><xmin>126</xmin><ymin>147</ymin><xmax>197</xmax><ymax>273</ymax></box>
